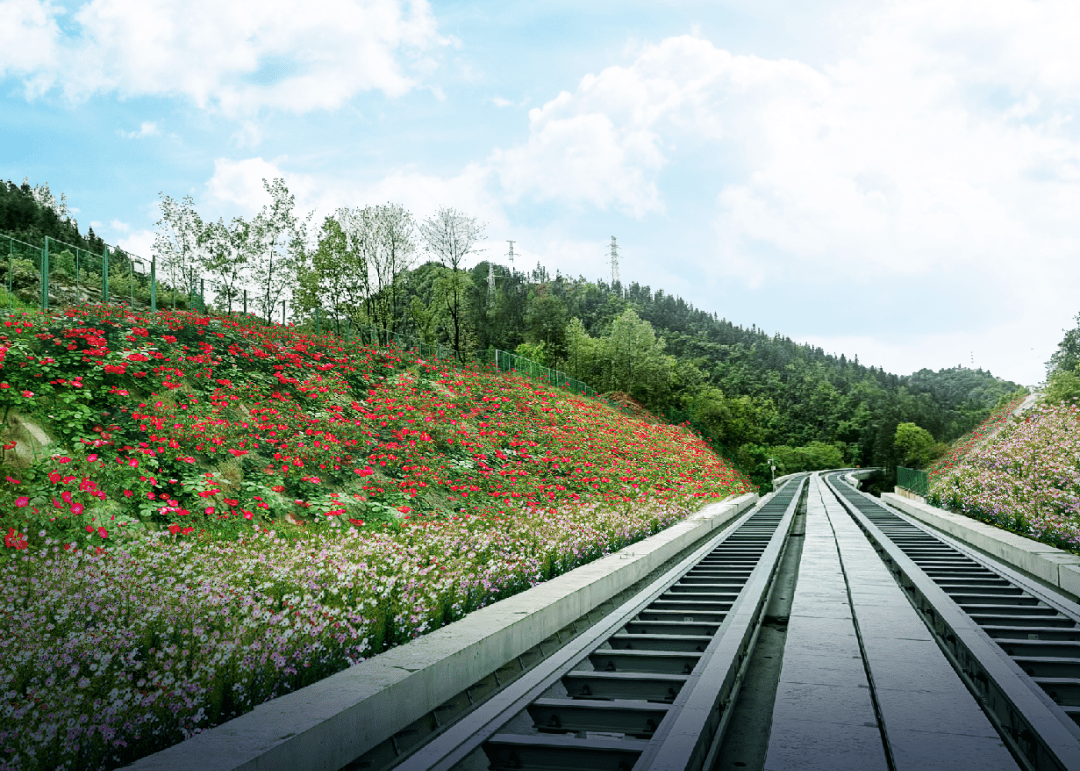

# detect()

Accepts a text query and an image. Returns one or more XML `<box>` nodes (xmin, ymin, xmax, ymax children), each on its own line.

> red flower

<box><xmin>15</xmin><ymin>496</ymin><xmax>29</xmax><ymax>508</ymax></box>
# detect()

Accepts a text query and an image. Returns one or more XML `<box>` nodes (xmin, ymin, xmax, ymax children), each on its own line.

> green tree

<box><xmin>1048</xmin><ymin>312</ymin><xmax>1080</xmax><ymax>378</ymax></box>
<box><xmin>524</xmin><ymin>290</ymin><xmax>569</xmax><ymax>366</ymax></box>
<box><xmin>251</xmin><ymin>178</ymin><xmax>307</xmax><ymax>324</ymax></box>
<box><xmin>689</xmin><ymin>387</ymin><xmax>774</xmax><ymax>450</ymax></box>
<box><xmin>599</xmin><ymin>308</ymin><xmax>674</xmax><ymax>400</ymax></box>
<box><xmin>564</xmin><ymin>317</ymin><xmax>597</xmax><ymax>382</ymax></box>
<box><xmin>894</xmin><ymin>422</ymin><xmax>943</xmax><ymax>468</ymax></box>
<box><xmin>1045</xmin><ymin>366</ymin><xmax>1080</xmax><ymax>406</ymax></box>
<box><xmin>420</xmin><ymin>208</ymin><xmax>486</xmax><ymax>360</ymax></box>
<box><xmin>153</xmin><ymin>193</ymin><xmax>205</xmax><ymax>298</ymax></box>
<box><xmin>200</xmin><ymin>216</ymin><xmax>252</xmax><ymax>314</ymax></box>
<box><xmin>294</xmin><ymin>216</ymin><xmax>356</xmax><ymax>332</ymax></box>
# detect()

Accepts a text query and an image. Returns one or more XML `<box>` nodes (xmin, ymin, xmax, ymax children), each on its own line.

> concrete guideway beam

<box><xmin>123</xmin><ymin>493</ymin><xmax>757</xmax><ymax>771</ymax></box>
<box><xmin>763</xmin><ymin>474</ymin><xmax>888</xmax><ymax>770</ymax></box>
<box><xmin>819</xmin><ymin>476</ymin><xmax>1017</xmax><ymax>770</ymax></box>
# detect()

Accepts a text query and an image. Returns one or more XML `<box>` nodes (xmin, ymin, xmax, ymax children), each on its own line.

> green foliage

<box><xmin>768</xmin><ymin>442</ymin><xmax>845</xmax><ymax>474</ymax></box>
<box><xmin>689</xmin><ymin>387</ymin><xmax>775</xmax><ymax>450</ymax></box>
<box><xmin>1045</xmin><ymin>367</ymin><xmax>1080</xmax><ymax>406</ymax></box>
<box><xmin>515</xmin><ymin>341</ymin><xmax>548</xmax><ymax>367</ymax></box>
<box><xmin>894</xmin><ymin>422</ymin><xmax>944</xmax><ymax>469</ymax></box>
<box><xmin>1048</xmin><ymin>312</ymin><xmax>1080</xmax><ymax>378</ymax></box>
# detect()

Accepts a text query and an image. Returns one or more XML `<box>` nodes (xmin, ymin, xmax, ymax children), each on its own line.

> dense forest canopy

<box><xmin>2</xmin><ymin>178</ymin><xmax>1027</xmax><ymax>485</ymax></box>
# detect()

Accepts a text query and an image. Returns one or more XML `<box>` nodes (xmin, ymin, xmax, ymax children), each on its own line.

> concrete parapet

<box><xmin>124</xmin><ymin>493</ymin><xmax>758</xmax><ymax>771</ymax></box>
<box><xmin>881</xmin><ymin>493</ymin><xmax>1080</xmax><ymax>601</ymax></box>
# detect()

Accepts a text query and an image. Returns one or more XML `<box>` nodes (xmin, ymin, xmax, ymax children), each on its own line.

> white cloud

<box><xmin>205</xmin><ymin>156</ymin><xmax>288</xmax><ymax>215</ymax></box>
<box><xmin>116</xmin><ymin>229</ymin><xmax>155</xmax><ymax>265</ymax></box>
<box><xmin>0</xmin><ymin>0</ymin><xmax>61</xmax><ymax>95</ymax></box>
<box><xmin>490</xmin><ymin>36</ymin><xmax>831</xmax><ymax>217</ymax></box>
<box><xmin>481</xmin><ymin>12</ymin><xmax>1080</xmax><ymax>382</ymax></box>
<box><xmin>2</xmin><ymin>0</ymin><xmax>444</xmax><ymax>114</ymax></box>
<box><xmin>118</xmin><ymin>120</ymin><xmax>159</xmax><ymax>139</ymax></box>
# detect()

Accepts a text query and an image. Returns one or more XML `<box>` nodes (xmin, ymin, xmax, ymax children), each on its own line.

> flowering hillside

<box><xmin>926</xmin><ymin>394</ymin><xmax>1027</xmax><ymax>479</ymax></box>
<box><xmin>928</xmin><ymin>400</ymin><xmax>1080</xmax><ymax>551</ymax></box>
<box><xmin>0</xmin><ymin>306</ymin><xmax>750</xmax><ymax>771</ymax></box>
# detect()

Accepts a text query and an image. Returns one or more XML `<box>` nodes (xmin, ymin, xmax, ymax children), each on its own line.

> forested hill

<box><xmin>397</xmin><ymin>259</ymin><xmax>1024</xmax><ymax>481</ymax></box>
<box><xmin>0</xmin><ymin>178</ymin><xmax>1025</xmax><ymax>485</ymax></box>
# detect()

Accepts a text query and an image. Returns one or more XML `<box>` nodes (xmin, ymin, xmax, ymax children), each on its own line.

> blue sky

<box><xmin>4</xmin><ymin>0</ymin><xmax>1079</xmax><ymax>386</ymax></box>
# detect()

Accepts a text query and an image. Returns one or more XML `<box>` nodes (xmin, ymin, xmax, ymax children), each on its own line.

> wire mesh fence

<box><xmin>1</xmin><ymin>233</ymin><xmax>43</xmax><ymax>308</ymax></box>
<box><xmin>0</xmin><ymin>231</ymin><xmax>213</xmax><ymax>313</ymax></box>
<box><xmin>897</xmin><ymin>466</ymin><xmax>930</xmax><ymax>497</ymax></box>
<box><xmin>493</xmin><ymin>349</ymin><xmax>597</xmax><ymax>396</ymax></box>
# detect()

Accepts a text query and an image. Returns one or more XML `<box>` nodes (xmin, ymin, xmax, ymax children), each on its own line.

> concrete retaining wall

<box><xmin>125</xmin><ymin>492</ymin><xmax>758</xmax><ymax>771</ymax></box>
<box><xmin>882</xmin><ymin>493</ymin><xmax>1080</xmax><ymax>602</ymax></box>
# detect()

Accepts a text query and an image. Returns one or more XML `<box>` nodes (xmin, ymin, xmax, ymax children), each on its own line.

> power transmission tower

<box><xmin>506</xmin><ymin>240</ymin><xmax>516</xmax><ymax>267</ymax></box>
<box><xmin>609</xmin><ymin>236</ymin><xmax>619</xmax><ymax>286</ymax></box>
<box><xmin>487</xmin><ymin>262</ymin><xmax>496</xmax><ymax>307</ymax></box>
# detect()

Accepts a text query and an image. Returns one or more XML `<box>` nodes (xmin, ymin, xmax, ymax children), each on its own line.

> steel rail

<box><xmin>823</xmin><ymin>473</ymin><xmax>1080</xmax><ymax>771</ymax></box>
<box><xmin>391</xmin><ymin>477</ymin><xmax>807</xmax><ymax>771</ymax></box>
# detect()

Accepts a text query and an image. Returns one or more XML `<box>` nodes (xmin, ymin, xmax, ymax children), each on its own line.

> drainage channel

<box><xmin>380</xmin><ymin>477</ymin><xmax>807</xmax><ymax>771</ymax></box>
<box><xmin>824</xmin><ymin>473</ymin><xmax>1080</xmax><ymax>771</ymax></box>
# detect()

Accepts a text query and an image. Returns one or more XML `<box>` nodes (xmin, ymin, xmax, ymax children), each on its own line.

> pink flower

<box><xmin>14</xmin><ymin>496</ymin><xmax>29</xmax><ymax>508</ymax></box>
<box><xmin>128</xmin><ymin>458</ymin><xmax>139</xmax><ymax>468</ymax></box>
<box><xmin>71</xmin><ymin>502</ymin><xmax>84</xmax><ymax>515</ymax></box>
<box><xmin>21</xmin><ymin>390</ymin><xmax>33</xmax><ymax>398</ymax></box>
<box><xmin>97</xmin><ymin>527</ymin><xmax>108</xmax><ymax>539</ymax></box>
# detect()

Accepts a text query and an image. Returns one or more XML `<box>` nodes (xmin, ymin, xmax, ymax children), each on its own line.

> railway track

<box><xmin>342</xmin><ymin>472</ymin><xmax>1080</xmax><ymax>771</ymax></box>
<box><xmin>383</xmin><ymin>477</ymin><xmax>807</xmax><ymax>771</ymax></box>
<box><xmin>826</xmin><ymin>472</ymin><xmax>1080</xmax><ymax>771</ymax></box>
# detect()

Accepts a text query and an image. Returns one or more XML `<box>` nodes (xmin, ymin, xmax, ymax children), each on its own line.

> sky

<box><xmin>3</xmin><ymin>0</ymin><xmax>1079</xmax><ymax>386</ymax></box>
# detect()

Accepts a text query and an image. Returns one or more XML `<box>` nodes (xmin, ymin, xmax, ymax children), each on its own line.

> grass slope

<box><xmin>0</xmin><ymin>305</ymin><xmax>749</xmax><ymax>770</ymax></box>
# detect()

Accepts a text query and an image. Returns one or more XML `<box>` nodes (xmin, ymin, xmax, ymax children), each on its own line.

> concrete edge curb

<box><xmin>881</xmin><ymin>492</ymin><xmax>1080</xmax><ymax>601</ymax></box>
<box><xmin>125</xmin><ymin>492</ymin><xmax>759</xmax><ymax>771</ymax></box>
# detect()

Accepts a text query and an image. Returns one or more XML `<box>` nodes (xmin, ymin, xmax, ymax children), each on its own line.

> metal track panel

<box><xmin>393</xmin><ymin>478</ymin><xmax>806</xmax><ymax>771</ymax></box>
<box><xmin>824</xmin><ymin>473</ymin><xmax>1080</xmax><ymax>771</ymax></box>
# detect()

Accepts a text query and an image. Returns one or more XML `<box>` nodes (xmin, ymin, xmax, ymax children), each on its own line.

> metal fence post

<box><xmin>102</xmin><ymin>246</ymin><xmax>110</xmax><ymax>304</ymax></box>
<box><xmin>316</xmin><ymin>306</ymin><xmax>321</xmax><ymax>334</ymax></box>
<box><xmin>41</xmin><ymin>236</ymin><xmax>50</xmax><ymax>310</ymax></box>
<box><xmin>150</xmin><ymin>257</ymin><xmax>157</xmax><ymax>312</ymax></box>
<box><xmin>243</xmin><ymin>289</ymin><xmax>247</xmax><ymax>315</ymax></box>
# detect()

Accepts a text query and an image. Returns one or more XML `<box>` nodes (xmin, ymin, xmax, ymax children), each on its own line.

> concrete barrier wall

<box><xmin>881</xmin><ymin>493</ymin><xmax>1080</xmax><ymax>602</ymax></box>
<box><xmin>126</xmin><ymin>492</ymin><xmax>758</xmax><ymax>771</ymax></box>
